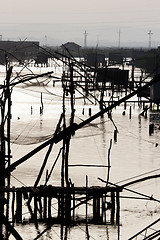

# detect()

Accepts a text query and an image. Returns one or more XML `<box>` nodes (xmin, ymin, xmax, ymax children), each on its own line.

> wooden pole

<box><xmin>38</xmin><ymin>196</ymin><xmax>42</xmax><ymax>219</ymax></box>
<box><xmin>34</xmin><ymin>195</ymin><xmax>38</xmax><ymax>222</ymax></box>
<box><xmin>116</xmin><ymin>191</ymin><xmax>120</xmax><ymax>240</ymax></box>
<box><xmin>111</xmin><ymin>191</ymin><xmax>115</xmax><ymax>224</ymax></box>
<box><xmin>0</xmin><ymin>85</ymin><xmax>6</xmax><ymax>238</ymax></box>
<box><xmin>5</xmin><ymin>72</ymin><xmax>160</xmax><ymax>176</ymax></box>
<box><xmin>11</xmin><ymin>191</ymin><xmax>15</xmax><ymax>224</ymax></box>
<box><xmin>0</xmin><ymin>65</ymin><xmax>13</xmax><ymax>238</ymax></box>
<box><xmin>149</xmin><ymin>123</ymin><xmax>154</xmax><ymax>135</ymax></box>
<box><xmin>114</xmin><ymin>130</ymin><xmax>118</xmax><ymax>142</ymax></box>
<box><xmin>86</xmin><ymin>176</ymin><xmax>88</xmax><ymax>222</ymax></box>
<box><xmin>6</xmin><ymin>67</ymin><xmax>12</xmax><ymax>239</ymax></box>
<box><xmin>43</xmin><ymin>196</ymin><xmax>47</xmax><ymax>219</ymax></box>
<box><xmin>102</xmin><ymin>194</ymin><xmax>106</xmax><ymax>223</ymax></box>
<box><xmin>129</xmin><ymin>106</ymin><xmax>132</xmax><ymax>119</ymax></box>
<box><xmin>86</xmin><ymin>175</ymin><xmax>90</xmax><ymax>239</ymax></box>
<box><xmin>40</xmin><ymin>92</ymin><xmax>43</xmax><ymax>114</ymax></box>
<box><xmin>131</xmin><ymin>57</ymin><xmax>135</xmax><ymax>90</ymax></box>
<box><xmin>15</xmin><ymin>191</ymin><xmax>22</xmax><ymax>223</ymax></box>
<box><xmin>48</xmin><ymin>197</ymin><xmax>52</xmax><ymax>219</ymax></box>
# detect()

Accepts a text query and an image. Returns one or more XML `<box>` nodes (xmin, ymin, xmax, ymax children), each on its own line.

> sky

<box><xmin>1</xmin><ymin>0</ymin><xmax>160</xmax><ymax>48</ymax></box>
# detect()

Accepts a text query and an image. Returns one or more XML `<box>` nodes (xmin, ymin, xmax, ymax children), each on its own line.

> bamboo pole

<box><xmin>85</xmin><ymin>176</ymin><xmax>90</xmax><ymax>239</ymax></box>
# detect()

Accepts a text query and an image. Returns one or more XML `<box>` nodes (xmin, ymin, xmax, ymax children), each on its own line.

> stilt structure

<box><xmin>1</xmin><ymin>47</ymin><xmax>160</xmax><ymax>240</ymax></box>
<box><xmin>0</xmin><ymin>185</ymin><xmax>122</xmax><ymax>225</ymax></box>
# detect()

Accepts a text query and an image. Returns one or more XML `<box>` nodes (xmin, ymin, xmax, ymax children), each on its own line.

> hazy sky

<box><xmin>1</xmin><ymin>0</ymin><xmax>160</xmax><ymax>47</ymax></box>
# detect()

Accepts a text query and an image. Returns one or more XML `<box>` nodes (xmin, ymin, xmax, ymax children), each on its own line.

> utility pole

<box><xmin>84</xmin><ymin>30</ymin><xmax>88</xmax><ymax>48</ymax></box>
<box><xmin>96</xmin><ymin>34</ymin><xmax>99</xmax><ymax>48</ymax></box>
<box><xmin>148</xmin><ymin>30</ymin><xmax>153</xmax><ymax>49</ymax></box>
<box><xmin>45</xmin><ymin>35</ymin><xmax>47</xmax><ymax>46</ymax></box>
<box><xmin>118</xmin><ymin>29</ymin><xmax>121</xmax><ymax>48</ymax></box>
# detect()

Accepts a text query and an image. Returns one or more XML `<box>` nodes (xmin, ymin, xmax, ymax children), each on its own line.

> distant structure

<box><xmin>118</xmin><ymin>29</ymin><xmax>121</xmax><ymax>48</ymax></box>
<box><xmin>96</xmin><ymin>68</ymin><xmax>129</xmax><ymax>89</ymax></box>
<box><xmin>108</xmin><ymin>52</ymin><xmax>123</xmax><ymax>65</ymax></box>
<box><xmin>148</xmin><ymin>30</ymin><xmax>153</xmax><ymax>49</ymax></box>
<box><xmin>84</xmin><ymin>30</ymin><xmax>88</xmax><ymax>48</ymax></box>
<box><xmin>86</xmin><ymin>52</ymin><xmax>106</xmax><ymax>67</ymax></box>
<box><xmin>61</xmin><ymin>42</ymin><xmax>81</xmax><ymax>57</ymax></box>
<box><xmin>45</xmin><ymin>35</ymin><xmax>47</xmax><ymax>46</ymax></box>
<box><xmin>0</xmin><ymin>40</ymin><xmax>39</xmax><ymax>64</ymax></box>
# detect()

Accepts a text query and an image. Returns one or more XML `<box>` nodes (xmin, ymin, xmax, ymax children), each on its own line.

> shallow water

<box><xmin>2</xmin><ymin>64</ymin><xmax>160</xmax><ymax>239</ymax></box>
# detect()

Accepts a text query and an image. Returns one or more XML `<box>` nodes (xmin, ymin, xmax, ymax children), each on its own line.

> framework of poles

<box><xmin>0</xmin><ymin>48</ymin><xmax>160</xmax><ymax>239</ymax></box>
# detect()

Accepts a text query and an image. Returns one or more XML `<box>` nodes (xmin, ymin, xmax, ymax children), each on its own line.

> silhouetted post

<box><xmin>0</xmin><ymin>66</ymin><xmax>13</xmax><ymax>237</ymax></box>
<box><xmin>34</xmin><ymin>195</ymin><xmax>38</xmax><ymax>221</ymax></box>
<box><xmin>85</xmin><ymin>175</ymin><xmax>90</xmax><ymax>239</ymax></box>
<box><xmin>131</xmin><ymin>57</ymin><xmax>135</xmax><ymax>90</ymax></box>
<box><xmin>129</xmin><ymin>106</ymin><xmax>132</xmax><ymax>119</ymax></box>
<box><xmin>15</xmin><ymin>191</ymin><xmax>22</xmax><ymax>223</ymax></box>
<box><xmin>38</xmin><ymin>196</ymin><xmax>42</xmax><ymax>219</ymax></box>
<box><xmin>11</xmin><ymin>191</ymin><xmax>15</xmax><ymax>224</ymax></box>
<box><xmin>102</xmin><ymin>195</ymin><xmax>106</xmax><ymax>223</ymax></box>
<box><xmin>40</xmin><ymin>106</ymin><xmax>42</xmax><ymax>115</ymax></box>
<box><xmin>143</xmin><ymin>102</ymin><xmax>145</xmax><ymax>110</ymax></box>
<box><xmin>144</xmin><ymin>108</ymin><xmax>148</xmax><ymax>119</ymax></box>
<box><xmin>48</xmin><ymin>197</ymin><xmax>52</xmax><ymax>219</ymax></box>
<box><xmin>40</xmin><ymin>92</ymin><xmax>43</xmax><ymax>114</ymax></box>
<box><xmin>6</xmin><ymin>66</ymin><xmax>13</xmax><ymax>237</ymax></box>
<box><xmin>149</xmin><ymin>123</ymin><xmax>154</xmax><ymax>135</ymax></box>
<box><xmin>114</xmin><ymin>130</ymin><xmax>118</xmax><ymax>142</ymax></box>
<box><xmin>116</xmin><ymin>191</ymin><xmax>120</xmax><ymax>240</ymax></box>
<box><xmin>86</xmin><ymin>176</ymin><xmax>88</xmax><ymax>222</ymax></box>
<box><xmin>111</xmin><ymin>192</ymin><xmax>115</xmax><ymax>224</ymax></box>
<box><xmin>116</xmin><ymin>191</ymin><xmax>120</xmax><ymax>224</ymax></box>
<box><xmin>43</xmin><ymin>196</ymin><xmax>47</xmax><ymax>219</ymax></box>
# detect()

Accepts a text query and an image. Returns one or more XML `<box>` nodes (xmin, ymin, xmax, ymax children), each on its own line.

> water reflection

<box><xmin>31</xmin><ymin>222</ymin><xmax>117</xmax><ymax>240</ymax></box>
<box><xmin>6</xmin><ymin>75</ymin><xmax>160</xmax><ymax>239</ymax></box>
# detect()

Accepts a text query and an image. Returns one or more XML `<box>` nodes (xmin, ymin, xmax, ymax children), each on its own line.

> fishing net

<box><xmin>9</xmin><ymin>133</ymin><xmax>53</xmax><ymax>145</ymax></box>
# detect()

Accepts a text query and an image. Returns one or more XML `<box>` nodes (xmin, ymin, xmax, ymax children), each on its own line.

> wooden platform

<box><xmin>0</xmin><ymin>185</ymin><xmax>122</xmax><ymax>226</ymax></box>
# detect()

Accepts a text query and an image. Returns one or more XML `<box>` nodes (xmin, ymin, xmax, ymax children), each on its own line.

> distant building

<box><xmin>96</xmin><ymin>68</ymin><xmax>129</xmax><ymax>87</ymax></box>
<box><xmin>61</xmin><ymin>42</ymin><xmax>81</xmax><ymax>57</ymax></box>
<box><xmin>0</xmin><ymin>40</ymin><xmax>39</xmax><ymax>63</ymax></box>
<box><xmin>108</xmin><ymin>52</ymin><xmax>123</xmax><ymax>65</ymax></box>
<box><xmin>150</xmin><ymin>82</ymin><xmax>160</xmax><ymax>102</ymax></box>
<box><xmin>86</xmin><ymin>53</ymin><xmax>106</xmax><ymax>67</ymax></box>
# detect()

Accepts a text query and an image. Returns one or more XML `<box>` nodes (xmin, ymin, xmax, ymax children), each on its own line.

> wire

<box><xmin>116</xmin><ymin>168</ymin><xmax>160</xmax><ymax>185</ymax></box>
<box><xmin>10</xmin><ymin>174</ymin><xmax>27</xmax><ymax>187</ymax></box>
